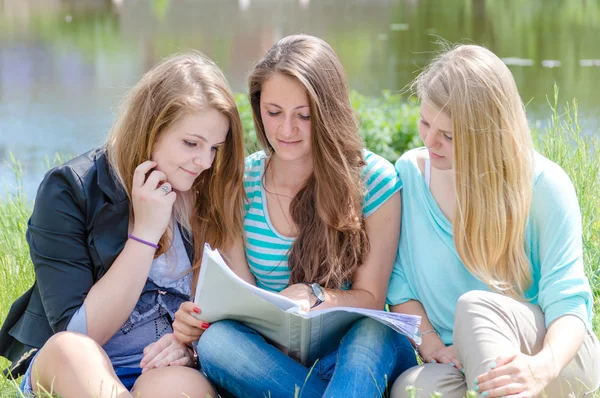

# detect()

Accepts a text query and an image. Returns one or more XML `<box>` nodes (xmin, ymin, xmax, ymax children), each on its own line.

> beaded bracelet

<box><xmin>417</xmin><ymin>329</ymin><xmax>440</xmax><ymax>353</ymax></box>
<box><xmin>420</xmin><ymin>329</ymin><xmax>439</xmax><ymax>342</ymax></box>
<box><xmin>420</xmin><ymin>329</ymin><xmax>439</xmax><ymax>338</ymax></box>
<box><xmin>128</xmin><ymin>234</ymin><xmax>159</xmax><ymax>249</ymax></box>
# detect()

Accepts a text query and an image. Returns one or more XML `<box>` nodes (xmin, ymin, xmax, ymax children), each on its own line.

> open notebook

<box><xmin>193</xmin><ymin>246</ymin><xmax>422</xmax><ymax>366</ymax></box>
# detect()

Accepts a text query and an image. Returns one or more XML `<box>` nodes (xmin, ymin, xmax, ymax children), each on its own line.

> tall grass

<box><xmin>537</xmin><ymin>87</ymin><xmax>600</xmax><ymax>326</ymax></box>
<box><xmin>0</xmin><ymin>91</ymin><xmax>598</xmax><ymax>397</ymax></box>
<box><xmin>0</xmin><ymin>156</ymin><xmax>35</xmax><ymax>331</ymax></box>
<box><xmin>0</xmin><ymin>156</ymin><xmax>36</xmax><ymax>396</ymax></box>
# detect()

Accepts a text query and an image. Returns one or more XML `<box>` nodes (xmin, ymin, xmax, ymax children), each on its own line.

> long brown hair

<box><xmin>413</xmin><ymin>44</ymin><xmax>533</xmax><ymax>299</ymax></box>
<box><xmin>107</xmin><ymin>51</ymin><xmax>245</xmax><ymax>290</ymax></box>
<box><xmin>249</xmin><ymin>35</ymin><xmax>368</xmax><ymax>289</ymax></box>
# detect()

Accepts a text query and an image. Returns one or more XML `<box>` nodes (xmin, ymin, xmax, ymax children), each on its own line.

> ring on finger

<box><xmin>160</xmin><ymin>183</ymin><xmax>171</xmax><ymax>194</ymax></box>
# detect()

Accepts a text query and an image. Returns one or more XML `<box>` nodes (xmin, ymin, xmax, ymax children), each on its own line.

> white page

<box><xmin>194</xmin><ymin>245</ymin><xmax>422</xmax><ymax>364</ymax></box>
<box><xmin>195</xmin><ymin>246</ymin><xmax>299</xmax><ymax>312</ymax></box>
<box><xmin>193</xmin><ymin>246</ymin><xmax>298</xmax><ymax>350</ymax></box>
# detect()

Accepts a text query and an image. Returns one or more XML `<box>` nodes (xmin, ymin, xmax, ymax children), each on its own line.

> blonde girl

<box><xmin>388</xmin><ymin>44</ymin><xmax>599</xmax><ymax>398</ymax></box>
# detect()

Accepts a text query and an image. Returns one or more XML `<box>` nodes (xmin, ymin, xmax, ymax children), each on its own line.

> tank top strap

<box><xmin>424</xmin><ymin>156</ymin><xmax>431</xmax><ymax>188</ymax></box>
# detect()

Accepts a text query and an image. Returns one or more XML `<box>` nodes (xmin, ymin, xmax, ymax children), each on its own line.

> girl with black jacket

<box><xmin>0</xmin><ymin>51</ymin><xmax>245</xmax><ymax>397</ymax></box>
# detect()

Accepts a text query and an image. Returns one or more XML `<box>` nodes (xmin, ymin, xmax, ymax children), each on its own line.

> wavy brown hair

<box><xmin>107</xmin><ymin>51</ymin><xmax>245</xmax><ymax>291</ymax></box>
<box><xmin>413</xmin><ymin>44</ymin><xmax>534</xmax><ymax>299</ymax></box>
<box><xmin>249</xmin><ymin>35</ymin><xmax>368</xmax><ymax>289</ymax></box>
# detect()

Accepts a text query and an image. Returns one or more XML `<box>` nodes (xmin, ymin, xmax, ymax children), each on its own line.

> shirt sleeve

<box><xmin>362</xmin><ymin>152</ymin><xmax>402</xmax><ymax>217</ymax></box>
<box><xmin>386</xmin><ymin>251</ymin><xmax>418</xmax><ymax>305</ymax></box>
<box><xmin>532</xmin><ymin>160</ymin><xmax>593</xmax><ymax>329</ymax></box>
<box><xmin>66</xmin><ymin>305</ymin><xmax>88</xmax><ymax>335</ymax></box>
<box><xmin>27</xmin><ymin>165</ymin><xmax>95</xmax><ymax>333</ymax></box>
<box><xmin>243</xmin><ymin>152</ymin><xmax>264</xmax><ymax>214</ymax></box>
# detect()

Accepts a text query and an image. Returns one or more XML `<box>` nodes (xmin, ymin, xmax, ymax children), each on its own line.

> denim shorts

<box><xmin>18</xmin><ymin>351</ymin><xmax>39</xmax><ymax>397</ymax></box>
<box><xmin>19</xmin><ymin>351</ymin><xmax>142</xmax><ymax>395</ymax></box>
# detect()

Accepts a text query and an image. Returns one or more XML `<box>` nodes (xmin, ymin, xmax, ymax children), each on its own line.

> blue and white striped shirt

<box><xmin>243</xmin><ymin>150</ymin><xmax>402</xmax><ymax>292</ymax></box>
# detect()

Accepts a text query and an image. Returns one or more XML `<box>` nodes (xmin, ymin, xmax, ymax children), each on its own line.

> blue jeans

<box><xmin>197</xmin><ymin>317</ymin><xmax>418</xmax><ymax>398</ymax></box>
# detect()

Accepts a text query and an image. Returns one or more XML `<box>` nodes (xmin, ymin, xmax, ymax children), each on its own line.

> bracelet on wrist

<box><xmin>416</xmin><ymin>329</ymin><xmax>441</xmax><ymax>358</ymax></box>
<box><xmin>128</xmin><ymin>234</ymin><xmax>159</xmax><ymax>249</ymax></box>
<box><xmin>418</xmin><ymin>329</ymin><xmax>439</xmax><ymax>343</ymax></box>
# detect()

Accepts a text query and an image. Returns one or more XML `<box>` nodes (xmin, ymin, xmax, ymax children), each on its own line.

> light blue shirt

<box><xmin>387</xmin><ymin>147</ymin><xmax>594</xmax><ymax>345</ymax></box>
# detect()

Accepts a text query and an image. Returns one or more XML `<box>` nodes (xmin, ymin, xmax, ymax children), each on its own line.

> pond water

<box><xmin>1</xmin><ymin>0</ymin><xmax>599</xmax><ymax>198</ymax></box>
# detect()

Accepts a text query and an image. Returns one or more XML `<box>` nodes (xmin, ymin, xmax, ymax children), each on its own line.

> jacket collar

<box><xmin>93</xmin><ymin>147</ymin><xmax>128</xmax><ymax>205</ymax></box>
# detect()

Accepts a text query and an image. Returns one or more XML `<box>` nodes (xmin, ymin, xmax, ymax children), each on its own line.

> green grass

<box><xmin>541</xmin><ymin>90</ymin><xmax>600</xmax><ymax>398</ymax></box>
<box><xmin>538</xmin><ymin>87</ymin><xmax>600</xmax><ymax>320</ymax></box>
<box><xmin>0</xmin><ymin>157</ymin><xmax>36</xmax><ymax>396</ymax></box>
<box><xmin>0</xmin><ymin>90</ymin><xmax>598</xmax><ymax>397</ymax></box>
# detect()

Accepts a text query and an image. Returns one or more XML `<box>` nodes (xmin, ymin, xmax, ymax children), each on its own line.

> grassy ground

<box><xmin>0</xmin><ymin>92</ymin><xmax>598</xmax><ymax>396</ymax></box>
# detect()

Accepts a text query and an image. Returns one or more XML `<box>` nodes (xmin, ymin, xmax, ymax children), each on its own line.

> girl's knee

<box><xmin>32</xmin><ymin>332</ymin><xmax>107</xmax><ymax>391</ymax></box>
<box><xmin>455</xmin><ymin>290</ymin><xmax>515</xmax><ymax>319</ymax></box>
<box><xmin>390</xmin><ymin>367</ymin><xmax>419</xmax><ymax>398</ymax></box>
<box><xmin>132</xmin><ymin>366</ymin><xmax>215</xmax><ymax>398</ymax></box>
<box><xmin>341</xmin><ymin>318</ymin><xmax>417</xmax><ymax>372</ymax></box>
<box><xmin>38</xmin><ymin>331</ymin><xmax>100</xmax><ymax>362</ymax></box>
<box><xmin>455</xmin><ymin>290</ymin><xmax>491</xmax><ymax>315</ymax></box>
<box><xmin>347</xmin><ymin>318</ymin><xmax>414</xmax><ymax>352</ymax></box>
<box><xmin>197</xmin><ymin>320</ymin><xmax>246</xmax><ymax>368</ymax></box>
<box><xmin>454</xmin><ymin>290</ymin><xmax>501</xmax><ymax>343</ymax></box>
<box><xmin>197</xmin><ymin>320</ymin><xmax>239</xmax><ymax>350</ymax></box>
<box><xmin>347</xmin><ymin>317</ymin><xmax>392</xmax><ymax>342</ymax></box>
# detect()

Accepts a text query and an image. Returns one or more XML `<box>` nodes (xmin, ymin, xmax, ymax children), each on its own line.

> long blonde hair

<box><xmin>249</xmin><ymin>35</ymin><xmax>368</xmax><ymax>288</ymax></box>
<box><xmin>107</xmin><ymin>51</ymin><xmax>245</xmax><ymax>289</ymax></box>
<box><xmin>414</xmin><ymin>44</ymin><xmax>534</xmax><ymax>299</ymax></box>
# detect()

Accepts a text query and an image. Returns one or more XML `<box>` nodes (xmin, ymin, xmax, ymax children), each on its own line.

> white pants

<box><xmin>392</xmin><ymin>291</ymin><xmax>600</xmax><ymax>398</ymax></box>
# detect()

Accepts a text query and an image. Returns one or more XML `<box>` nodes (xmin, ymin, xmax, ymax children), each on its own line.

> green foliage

<box><xmin>351</xmin><ymin>91</ymin><xmax>422</xmax><ymax>162</ymax></box>
<box><xmin>235</xmin><ymin>93</ymin><xmax>261</xmax><ymax>156</ymax></box>
<box><xmin>152</xmin><ymin>0</ymin><xmax>171</xmax><ymax>20</ymax></box>
<box><xmin>405</xmin><ymin>385</ymin><xmax>417</xmax><ymax>398</ymax></box>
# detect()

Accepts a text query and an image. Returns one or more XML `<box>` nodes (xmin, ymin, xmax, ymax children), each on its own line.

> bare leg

<box><xmin>131</xmin><ymin>366</ymin><xmax>216</xmax><ymax>398</ymax></box>
<box><xmin>31</xmin><ymin>332</ymin><xmax>132</xmax><ymax>398</ymax></box>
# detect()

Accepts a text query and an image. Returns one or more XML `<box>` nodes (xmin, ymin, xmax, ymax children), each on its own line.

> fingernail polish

<box><xmin>482</xmin><ymin>392</ymin><xmax>489</xmax><ymax>397</ymax></box>
<box><xmin>474</xmin><ymin>385</ymin><xmax>479</xmax><ymax>392</ymax></box>
<box><xmin>450</xmin><ymin>362</ymin><xmax>455</xmax><ymax>367</ymax></box>
<box><xmin>490</xmin><ymin>361</ymin><xmax>497</xmax><ymax>369</ymax></box>
<box><xmin>474</xmin><ymin>379</ymin><xmax>479</xmax><ymax>385</ymax></box>
<box><xmin>430</xmin><ymin>359</ymin><xmax>436</xmax><ymax>363</ymax></box>
<box><xmin>201</xmin><ymin>322</ymin><xmax>210</xmax><ymax>329</ymax></box>
<box><xmin>193</xmin><ymin>306</ymin><xmax>200</xmax><ymax>314</ymax></box>
<box><xmin>461</xmin><ymin>367</ymin><xmax>465</xmax><ymax>373</ymax></box>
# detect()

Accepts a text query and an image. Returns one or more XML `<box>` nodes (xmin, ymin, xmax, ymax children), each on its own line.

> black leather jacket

<box><xmin>0</xmin><ymin>147</ymin><xmax>194</xmax><ymax>376</ymax></box>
